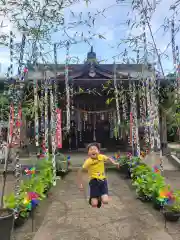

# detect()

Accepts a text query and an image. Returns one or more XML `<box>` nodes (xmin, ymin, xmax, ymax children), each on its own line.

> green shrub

<box><xmin>4</xmin><ymin>155</ymin><xmax>53</xmax><ymax>216</ymax></box>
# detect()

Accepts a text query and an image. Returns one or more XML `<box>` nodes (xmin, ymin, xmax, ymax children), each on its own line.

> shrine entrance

<box><xmin>62</xmin><ymin>91</ymin><xmax>128</xmax><ymax>151</ymax></box>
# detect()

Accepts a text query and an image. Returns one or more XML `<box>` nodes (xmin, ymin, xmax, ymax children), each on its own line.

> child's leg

<box><xmin>100</xmin><ymin>179</ymin><xmax>109</xmax><ymax>204</ymax></box>
<box><xmin>101</xmin><ymin>194</ymin><xmax>109</xmax><ymax>204</ymax></box>
<box><xmin>89</xmin><ymin>198</ymin><xmax>98</xmax><ymax>207</ymax></box>
<box><xmin>89</xmin><ymin>179</ymin><xmax>101</xmax><ymax>207</ymax></box>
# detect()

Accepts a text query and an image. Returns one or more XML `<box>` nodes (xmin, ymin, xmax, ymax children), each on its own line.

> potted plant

<box><xmin>0</xmin><ymin>208</ymin><xmax>14</xmax><ymax>239</ymax></box>
<box><xmin>163</xmin><ymin>190</ymin><xmax>180</xmax><ymax>222</ymax></box>
<box><xmin>151</xmin><ymin>175</ymin><xmax>166</xmax><ymax>210</ymax></box>
<box><xmin>131</xmin><ymin>164</ymin><xmax>151</xmax><ymax>181</ymax></box>
<box><xmin>118</xmin><ymin>155</ymin><xmax>129</xmax><ymax>174</ymax></box>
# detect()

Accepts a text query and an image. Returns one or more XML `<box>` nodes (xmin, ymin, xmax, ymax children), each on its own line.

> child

<box><xmin>77</xmin><ymin>142</ymin><xmax>120</xmax><ymax>208</ymax></box>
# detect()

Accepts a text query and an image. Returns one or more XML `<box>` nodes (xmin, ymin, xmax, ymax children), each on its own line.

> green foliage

<box><xmin>0</xmin><ymin>94</ymin><xmax>10</xmax><ymax>121</ymax></box>
<box><xmin>4</xmin><ymin>156</ymin><xmax>53</xmax><ymax>218</ymax></box>
<box><xmin>125</xmin><ymin>155</ymin><xmax>180</xmax><ymax>213</ymax></box>
<box><xmin>164</xmin><ymin>190</ymin><xmax>180</xmax><ymax>212</ymax></box>
<box><xmin>55</xmin><ymin>153</ymin><xmax>68</xmax><ymax>172</ymax></box>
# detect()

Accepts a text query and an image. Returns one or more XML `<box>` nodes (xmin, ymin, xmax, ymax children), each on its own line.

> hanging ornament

<box><xmin>141</xmin><ymin>15</ymin><xmax>152</xmax><ymax>152</ymax></box>
<box><xmin>113</xmin><ymin>62</ymin><xmax>120</xmax><ymax>126</ymax></box>
<box><xmin>65</xmin><ymin>42</ymin><xmax>71</xmax><ymax>132</ymax></box>
<box><xmin>32</xmin><ymin>42</ymin><xmax>39</xmax><ymax>147</ymax></box>
<box><xmin>34</xmin><ymin>74</ymin><xmax>39</xmax><ymax>147</ymax></box>
<box><xmin>130</xmin><ymin>82</ymin><xmax>140</xmax><ymax>157</ymax></box>
<box><xmin>146</xmin><ymin>78</ymin><xmax>154</xmax><ymax>150</ymax></box>
<box><xmin>50</xmin><ymin>79</ymin><xmax>57</xmax><ymax>186</ymax></box>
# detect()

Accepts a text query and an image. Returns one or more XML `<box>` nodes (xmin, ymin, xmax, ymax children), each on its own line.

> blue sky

<box><xmin>0</xmin><ymin>0</ymin><xmax>179</xmax><ymax>75</ymax></box>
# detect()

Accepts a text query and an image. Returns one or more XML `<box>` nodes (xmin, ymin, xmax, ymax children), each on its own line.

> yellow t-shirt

<box><xmin>82</xmin><ymin>154</ymin><xmax>108</xmax><ymax>179</ymax></box>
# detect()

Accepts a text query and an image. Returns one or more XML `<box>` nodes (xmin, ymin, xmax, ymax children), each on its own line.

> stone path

<box><xmin>32</xmin><ymin>171</ymin><xmax>176</xmax><ymax>240</ymax></box>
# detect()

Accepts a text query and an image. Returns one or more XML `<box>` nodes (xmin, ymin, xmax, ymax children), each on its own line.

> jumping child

<box><xmin>77</xmin><ymin>143</ymin><xmax>120</xmax><ymax>208</ymax></box>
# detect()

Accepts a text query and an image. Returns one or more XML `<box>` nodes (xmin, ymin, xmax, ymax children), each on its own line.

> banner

<box><xmin>56</xmin><ymin>108</ymin><xmax>62</xmax><ymax>148</ymax></box>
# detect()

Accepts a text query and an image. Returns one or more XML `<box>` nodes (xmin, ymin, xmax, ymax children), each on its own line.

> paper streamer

<box><xmin>56</xmin><ymin>108</ymin><xmax>62</xmax><ymax>148</ymax></box>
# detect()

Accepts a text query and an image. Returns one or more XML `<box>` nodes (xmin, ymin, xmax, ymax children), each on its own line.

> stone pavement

<box><xmin>32</xmin><ymin>171</ymin><xmax>175</xmax><ymax>240</ymax></box>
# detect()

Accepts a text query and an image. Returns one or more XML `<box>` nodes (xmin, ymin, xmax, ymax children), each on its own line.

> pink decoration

<box><xmin>56</xmin><ymin>108</ymin><xmax>62</xmax><ymax>148</ymax></box>
<box><xmin>23</xmin><ymin>67</ymin><xmax>28</xmax><ymax>73</ymax></box>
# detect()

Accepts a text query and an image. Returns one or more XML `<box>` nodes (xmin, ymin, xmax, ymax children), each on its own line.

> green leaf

<box><xmin>98</xmin><ymin>34</ymin><xmax>106</xmax><ymax>39</ymax></box>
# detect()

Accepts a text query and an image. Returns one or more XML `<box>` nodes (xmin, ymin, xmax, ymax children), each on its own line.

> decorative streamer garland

<box><xmin>65</xmin><ymin>42</ymin><xmax>70</xmax><ymax>132</ymax></box>
<box><xmin>113</xmin><ymin>61</ymin><xmax>121</xmax><ymax>138</ymax></box>
<box><xmin>40</xmin><ymin>76</ymin><xmax>45</xmax><ymax>154</ymax></box>
<box><xmin>8</xmin><ymin>31</ymin><xmax>13</xmax><ymax>78</ymax></box>
<box><xmin>52</xmin><ymin>43</ymin><xmax>58</xmax><ymax>184</ymax></box>
<box><xmin>150</xmin><ymin>71</ymin><xmax>161</xmax><ymax>151</ymax></box>
<box><xmin>146</xmin><ymin>77</ymin><xmax>154</xmax><ymax>150</ymax></box>
<box><xmin>171</xmin><ymin>10</ymin><xmax>176</xmax><ymax>67</ymax></box>
<box><xmin>129</xmin><ymin>82</ymin><xmax>135</xmax><ymax>154</ymax></box>
<box><xmin>50</xmin><ymin>80</ymin><xmax>56</xmax><ymax>186</ymax></box>
<box><xmin>121</xmin><ymin>80</ymin><xmax>127</xmax><ymax>122</ymax></box>
<box><xmin>44</xmin><ymin>76</ymin><xmax>49</xmax><ymax>157</ymax></box>
<box><xmin>175</xmin><ymin>46</ymin><xmax>180</xmax><ymax>141</ymax></box>
<box><xmin>14</xmin><ymin>33</ymin><xmax>27</xmax><ymax>202</ymax></box>
<box><xmin>18</xmin><ymin>33</ymin><xmax>26</xmax><ymax>77</ymax></box>
<box><xmin>32</xmin><ymin>42</ymin><xmax>39</xmax><ymax>147</ymax></box>
<box><xmin>175</xmin><ymin>46</ymin><xmax>180</xmax><ymax>99</ymax></box>
<box><xmin>56</xmin><ymin>109</ymin><xmax>62</xmax><ymax>148</ymax></box>
<box><xmin>142</xmin><ymin>16</ymin><xmax>150</xmax><ymax>150</ymax></box>
<box><xmin>34</xmin><ymin>77</ymin><xmax>39</xmax><ymax>147</ymax></box>
<box><xmin>132</xmin><ymin>82</ymin><xmax>140</xmax><ymax>157</ymax></box>
<box><xmin>39</xmin><ymin>45</ymin><xmax>47</xmax><ymax>155</ymax></box>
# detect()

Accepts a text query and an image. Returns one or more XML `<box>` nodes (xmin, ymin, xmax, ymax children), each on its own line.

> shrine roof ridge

<box><xmin>26</xmin><ymin>63</ymin><xmax>153</xmax><ymax>73</ymax></box>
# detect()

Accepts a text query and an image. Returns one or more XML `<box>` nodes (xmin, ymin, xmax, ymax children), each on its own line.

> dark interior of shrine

<box><xmin>58</xmin><ymin>80</ymin><xmax>132</xmax><ymax>151</ymax></box>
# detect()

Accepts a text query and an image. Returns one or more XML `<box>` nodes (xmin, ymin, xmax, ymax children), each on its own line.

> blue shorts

<box><xmin>89</xmin><ymin>178</ymin><xmax>108</xmax><ymax>208</ymax></box>
<box><xmin>89</xmin><ymin>178</ymin><xmax>108</xmax><ymax>198</ymax></box>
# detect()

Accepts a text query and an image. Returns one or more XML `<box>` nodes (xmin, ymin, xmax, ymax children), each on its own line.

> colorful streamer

<box><xmin>56</xmin><ymin>108</ymin><xmax>62</xmax><ymax>148</ymax></box>
<box><xmin>65</xmin><ymin>42</ymin><xmax>70</xmax><ymax>132</ymax></box>
<box><xmin>9</xmin><ymin>104</ymin><xmax>14</xmax><ymax>145</ymax></box>
<box><xmin>44</xmin><ymin>78</ymin><xmax>49</xmax><ymax>156</ymax></box>
<box><xmin>113</xmin><ymin>61</ymin><xmax>121</xmax><ymax>129</ymax></box>
<box><xmin>50</xmin><ymin>80</ymin><xmax>57</xmax><ymax>186</ymax></box>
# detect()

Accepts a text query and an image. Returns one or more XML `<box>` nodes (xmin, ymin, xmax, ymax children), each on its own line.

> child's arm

<box><xmin>104</xmin><ymin>155</ymin><xmax>119</xmax><ymax>167</ymax></box>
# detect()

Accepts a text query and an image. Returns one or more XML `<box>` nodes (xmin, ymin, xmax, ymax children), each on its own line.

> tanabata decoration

<box><xmin>127</xmin><ymin>152</ymin><xmax>132</xmax><ymax>159</ymax></box>
<box><xmin>112</xmin><ymin>153</ymin><xmax>120</xmax><ymax>160</ymax></box>
<box><xmin>23</xmin><ymin>67</ymin><xmax>28</xmax><ymax>73</ymax></box>
<box><xmin>67</xmin><ymin>156</ymin><xmax>71</xmax><ymax>166</ymax></box>
<box><xmin>158</xmin><ymin>188</ymin><xmax>175</xmax><ymax>205</ymax></box>
<box><xmin>23</xmin><ymin>192</ymin><xmax>40</xmax><ymax>211</ymax></box>
<box><xmin>140</xmin><ymin>151</ymin><xmax>146</xmax><ymax>158</ymax></box>
<box><xmin>152</xmin><ymin>165</ymin><xmax>161</xmax><ymax>174</ymax></box>
<box><xmin>24</xmin><ymin>167</ymin><xmax>36</xmax><ymax>176</ymax></box>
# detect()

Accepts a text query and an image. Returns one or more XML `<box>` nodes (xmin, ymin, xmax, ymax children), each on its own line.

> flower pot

<box><xmin>14</xmin><ymin>215</ymin><xmax>26</xmax><ymax>228</ymax></box>
<box><xmin>163</xmin><ymin>211</ymin><xmax>180</xmax><ymax>222</ymax></box>
<box><xmin>153</xmin><ymin>200</ymin><xmax>163</xmax><ymax>210</ymax></box>
<box><xmin>119</xmin><ymin>164</ymin><xmax>129</xmax><ymax>174</ymax></box>
<box><xmin>137</xmin><ymin>192</ymin><xmax>151</xmax><ymax>202</ymax></box>
<box><xmin>0</xmin><ymin>208</ymin><xmax>14</xmax><ymax>240</ymax></box>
